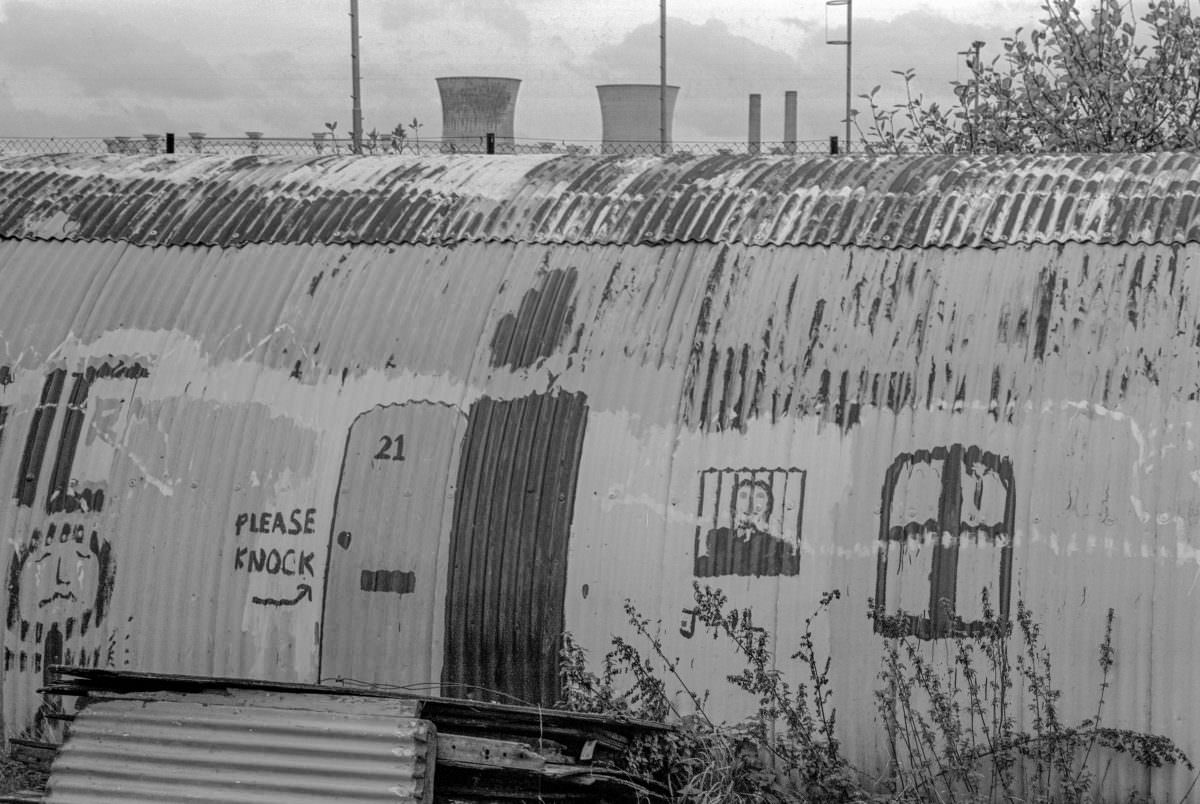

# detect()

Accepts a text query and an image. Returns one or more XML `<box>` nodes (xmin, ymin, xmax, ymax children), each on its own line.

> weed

<box><xmin>563</xmin><ymin>585</ymin><xmax>1191</xmax><ymax>803</ymax></box>
<box><xmin>560</xmin><ymin>584</ymin><xmax>864</xmax><ymax>803</ymax></box>
<box><xmin>871</xmin><ymin>592</ymin><xmax>1191</xmax><ymax>803</ymax></box>
<box><xmin>0</xmin><ymin>750</ymin><xmax>48</xmax><ymax>796</ymax></box>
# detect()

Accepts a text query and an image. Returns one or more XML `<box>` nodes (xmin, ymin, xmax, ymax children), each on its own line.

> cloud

<box><xmin>566</xmin><ymin>10</ymin><xmax>1017</xmax><ymax>144</ymax></box>
<box><xmin>778</xmin><ymin>17</ymin><xmax>816</xmax><ymax>32</ymax></box>
<box><xmin>0</xmin><ymin>0</ymin><xmax>1033</xmax><ymax>145</ymax></box>
<box><xmin>839</xmin><ymin>10</ymin><xmax>1015</xmax><ymax>106</ymax></box>
<box><xmin>0</xmin><ymin>1</ymin><xmax>360</xmax><ymax>137</ymax></box>
<box><xmin>378</xmin><ymin>0</ymin><xmax>532</xmax><ymax>45</ymax></box>
<box><xmin>578</xmin><ymin>19</ymin><xmax>799</xmax><ymax>140</ymax></box>
<box><xmin>0</xmin><ymin>78</ymin><xmax>176</xmax><ymax>138</ymax></box>
<box><xmin>0</xmin><ymin>1</ymin><xmax>229</xmax><ymax>101</ymax></box>
<box><xmin>586</xmin><ymin>19</ymin><xmax>791</xmax><ymax>87</ymax></box>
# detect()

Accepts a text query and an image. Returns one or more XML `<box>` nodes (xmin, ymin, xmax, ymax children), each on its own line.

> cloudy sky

<box><xmin>0</xmin><ymin>0</ymin><xmax>1059</xmax><ymax>145</ymax></box>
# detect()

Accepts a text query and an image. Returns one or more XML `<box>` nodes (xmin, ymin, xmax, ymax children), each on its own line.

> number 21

<box><xmin>374</xmin><ymin>434</ymin><xmax>406</xmax><ymax>461</ymax></box>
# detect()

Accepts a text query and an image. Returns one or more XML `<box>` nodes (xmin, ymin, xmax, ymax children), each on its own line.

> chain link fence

<box><xmin>0</xmin><ymin>134</ymin><xmax>838</xmax><ymax>158</ymax></box>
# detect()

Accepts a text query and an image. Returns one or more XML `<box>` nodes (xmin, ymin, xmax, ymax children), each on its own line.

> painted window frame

<box><xmin>872</xmin><ymin>444</ymin><xmax>1015</xmax><ymax>639</ymax></box>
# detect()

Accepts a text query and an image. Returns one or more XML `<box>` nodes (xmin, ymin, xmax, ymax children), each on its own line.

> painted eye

<box><xmin>75</xmin><ymin>551</ymin><xmax>90</xmax><ymax>560</ymax></box>
<box><xmin>33</xmin><ymin>552</ymin><xmax>52</xmax><ymax>565</ymax></box>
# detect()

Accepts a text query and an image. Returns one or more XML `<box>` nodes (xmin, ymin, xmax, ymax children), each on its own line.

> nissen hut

<box><xmin>2</xmin><ymin>152</ymin><xmax>1200</xmax><ymax>796</ymax></box>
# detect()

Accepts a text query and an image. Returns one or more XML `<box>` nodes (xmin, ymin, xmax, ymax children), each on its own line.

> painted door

<box><xmin>319</xmin><ymin>402</ymin><xmax>466</xmax><ymax>688</ymax></box>
<box><xmin>442</xmin><ymin>391</ymin><xmax>589</xmax><ymax>707</ymax></box>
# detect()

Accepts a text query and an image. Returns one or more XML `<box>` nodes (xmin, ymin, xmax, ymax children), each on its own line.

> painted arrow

<box><xmin>252</xmin><ymin>583</ymin><xmax>313</xmax><ymax>607</ymax></box>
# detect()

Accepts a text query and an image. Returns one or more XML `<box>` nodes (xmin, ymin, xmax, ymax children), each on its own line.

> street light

<box><xmin>349</xmin><ymin>0</ymin><xmax>363</xmax><ymax>154</ymax></box>
<box><xmin>826</xmin><ymin>0</ymin><xmax>852</xmax><ymax>154</ymax></box>
<box><xmin>660</xmin><ymin>0</ymin><xmax>668</xmax><ymax>155</ymax></box>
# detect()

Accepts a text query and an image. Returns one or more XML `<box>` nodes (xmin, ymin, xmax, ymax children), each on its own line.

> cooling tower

<box><xmin>596</xmin><ymin>84</ymin><xmax>679</xmax><ymax>155</ymax></box>
<box><xmin>436</xmin><ymin>76</ymin><xmax>521</xmax><ymax>153</ymax></box>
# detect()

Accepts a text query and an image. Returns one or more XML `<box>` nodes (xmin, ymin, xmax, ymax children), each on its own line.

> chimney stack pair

<box><xmin>748</xmin><ymin>91</ymin><xmax>799</xmax><ymax>154</ymax></box>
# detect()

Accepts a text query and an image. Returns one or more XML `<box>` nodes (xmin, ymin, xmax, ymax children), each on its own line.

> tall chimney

<box><xmin>596</xmin><ymin>84</ymin><xmax>680</xmax><ymax>155</ymax></box>
<box><xmin>748</xmin><ymin>93</ymin><xmax>762</xmax><ymax>155</ymax></box>
<box><xmin>436</xmin><ymin>76</ymin><xmax>521</xmax><ymax>153</ymax></box>
<box><xmin>784</xmin><ymin>91</ymin><xmax>798</xmax><ymax>155</ymax></box>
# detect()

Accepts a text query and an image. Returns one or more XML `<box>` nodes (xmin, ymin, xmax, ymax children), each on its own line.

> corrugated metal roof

<box><xmin>46</xmin><ymin>691</ymin><xmax>433</xmax><ymax>803</ymax></box>
<box><xmin>3</xmin><ymin>151</ymin><xmax>1200</xmax><ymax>249</ymax></box>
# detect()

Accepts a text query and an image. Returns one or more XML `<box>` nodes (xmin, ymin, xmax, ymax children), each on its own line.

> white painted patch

<box><xmin>123</xmin><ymin>451</ymin><xmax>175</xmax><ymax>497</ymax></box>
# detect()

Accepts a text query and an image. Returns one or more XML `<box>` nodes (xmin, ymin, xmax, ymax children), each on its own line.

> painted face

<box><xmin>733</xmin><ymin>480</ymin><xmax>772</xmax><ymax>532</ymax></box>
<box><xmin>26</xmin><ymin>525</ymin><xmax>101</xmax><ymax>618</ymax></box>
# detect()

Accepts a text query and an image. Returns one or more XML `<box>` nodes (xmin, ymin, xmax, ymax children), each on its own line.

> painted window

<box><xmin>872</xmin><ymin>445</ymin><xmax>1014</xmax><ymax>639</ymax></box>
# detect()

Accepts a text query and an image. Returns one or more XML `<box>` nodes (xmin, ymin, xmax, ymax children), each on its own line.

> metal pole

<box><xmin>660</xmin><ymin>0</ymin><xmax>667</xmax><ymax>155</ymax></box>
<box><xmin>826</xmin><ymin>0</ymin><xmax>852</xmax><ymax>154</ymax></box>
<box><xmin>845</xmin><ymin>0</ymin><xmax>852</xmax><ymax>154</ymax></box>
<box><xmin>350</xmin><ymin>0</ymin><xmax>363</xmax><ymax>154</ymax></box>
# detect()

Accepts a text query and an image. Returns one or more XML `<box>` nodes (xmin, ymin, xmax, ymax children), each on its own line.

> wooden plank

<box><xmin>437</xmin><ymin>734</ymin><xmax>546</xmax><ymax>772</ymax></box>
<box><xmin>0</xmin><ymin>790</ymin><xmax>46</xmax><ymax>804</ymax></box>
<box><xmin>7</xmin><ymin>739</ymin><xmax>56</xmax><ymax>770</ymax></box>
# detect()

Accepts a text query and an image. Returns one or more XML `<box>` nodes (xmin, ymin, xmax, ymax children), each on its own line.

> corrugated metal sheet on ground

<box><xmin>5</xmin><ymin>152</ymin><xmax>1200</xmax><ymax>249</ymax></box>
<box><xmin>45</xmin><ymin>691</ymin><xmax>433</xmax><ymax>803</ymax></box>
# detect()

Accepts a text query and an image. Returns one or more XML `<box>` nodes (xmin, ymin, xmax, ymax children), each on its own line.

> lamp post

<box><xmin>660</xmin><ymin>0</ymin><xmax>668</xmax><ymax>155</ymax></box>
<box><xmin>349</xmin><ymin>0</ymin><xmax>363</xmax><ymax>154</ymax></box>
<box><xmin>826</xmin><ymin>0</ymin><xmax>852</xmax><ymax>154</ymax></box>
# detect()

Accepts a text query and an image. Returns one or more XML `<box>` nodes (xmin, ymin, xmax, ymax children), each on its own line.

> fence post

<box><xmin>829</xmin><ymin>135</ymin><xmax>839</xmax><ymax>155</ymax></box>
<box><xmin>165</xmin><ymin>133</ymin><xmax>175</xmax><ymax>154</ymax></box>
<box><xmin>486</xmin><ymin>133</ymin><xmax>495</xmax><ymax>155</ymax></box>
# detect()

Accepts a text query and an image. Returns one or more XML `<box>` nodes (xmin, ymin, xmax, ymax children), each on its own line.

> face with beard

<box><xmin>732</xmin><ymin>479</ymin><xmax>773</xmax><ymax>536</ymax></box>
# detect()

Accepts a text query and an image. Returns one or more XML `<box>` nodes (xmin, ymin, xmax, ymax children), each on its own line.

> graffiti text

<box><xmin>233</xmin><ymin>547</ymin><xmax>317</xmax><ymax>577</ymax></box>
<box><xmin>234</xmin><ymin>508</ymin><xmax>317</xmax><ymax>536</ymax></box>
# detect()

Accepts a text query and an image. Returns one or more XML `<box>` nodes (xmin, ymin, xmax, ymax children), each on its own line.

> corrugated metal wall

<box><xmin>443</xmin><ymin>392</ymin><xmax>588</xmax><ymax>706</ymax></box>
<box><xmin>2</xmin><ymin>153</ymin><xmax>1200</xmax><ymax>799</ymax></box>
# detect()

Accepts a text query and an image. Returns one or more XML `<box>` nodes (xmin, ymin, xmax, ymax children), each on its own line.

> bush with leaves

<box><xmin>854</xmin><ymin>0</ymin><xmax>1200</xmax><ymax>154</ymax></box>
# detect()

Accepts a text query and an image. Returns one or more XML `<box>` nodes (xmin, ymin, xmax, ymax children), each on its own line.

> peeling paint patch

<box><xmin>124</xmin><ymin>452</ymin><xmax>175</xmax><ymax>497</ymax></box>
<box><xmin>489</xmin><ymin>267</ymin><xmax>578</xmax><ymax>370</ymax></box>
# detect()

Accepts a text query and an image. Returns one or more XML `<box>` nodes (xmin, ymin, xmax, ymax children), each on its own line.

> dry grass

<box><xmin>0</xmin><ymin>750</ymin><xmax>49</xmax><ymax>797</ymax></box>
